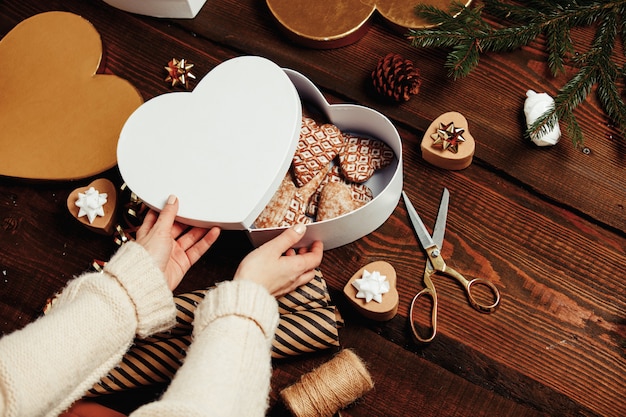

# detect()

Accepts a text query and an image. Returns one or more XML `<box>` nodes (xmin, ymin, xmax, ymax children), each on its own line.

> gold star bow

<box><xmin>431</xmin><ymin>122</ymin><xmax>466</xmax><ymax>154</ymax></box>
<box><xmin>164</xmin><ymin>58</ymin><xmax>196</xmax><ymax>89</ymax></box>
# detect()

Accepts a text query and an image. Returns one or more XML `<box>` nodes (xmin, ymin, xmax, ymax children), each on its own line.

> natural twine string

<box><xmin>280</xmin><ymin>349</ymin><xmax>374</xmax><ymax>417</ymax></box>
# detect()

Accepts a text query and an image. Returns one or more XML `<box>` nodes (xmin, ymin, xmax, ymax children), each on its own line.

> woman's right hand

<box><xmin>135</xmin><ymin>195</ymin><xmax>221</xmax><ymax>291</ymax></box>
<box><xmin>233</xmin><ymin>224</ymin><xmax>323</xmax><ymax>297</ymax></box>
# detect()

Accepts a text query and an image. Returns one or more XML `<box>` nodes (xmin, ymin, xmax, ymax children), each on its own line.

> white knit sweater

<box><xmin>0</xmin><ymin>242</ymin><xmax>279</xmax><ymax>417</ymax></box>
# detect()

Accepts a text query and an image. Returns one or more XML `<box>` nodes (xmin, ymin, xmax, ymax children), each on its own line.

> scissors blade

<box><xmin>432</xmin><ymin>188</ymin><xmax>449</xmax><ymax>249</ymax></box>
<box><xmin>422</xmin><ymin>188</ymin><xmax>450</xmax><ymax>273</ymax></box>
<box><xmin>402</xmin><ymin>191</ymin><xmax>436</xmax><ymax>250</ymax></box>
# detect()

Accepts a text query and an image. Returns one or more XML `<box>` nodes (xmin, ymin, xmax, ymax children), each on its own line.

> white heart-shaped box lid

<box><xmin>117</xmin><ymin>56</ymin><xmax>302</xmax><ymax>229</ymax></box>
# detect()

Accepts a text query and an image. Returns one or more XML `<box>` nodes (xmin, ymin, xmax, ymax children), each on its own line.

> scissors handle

<box><xmin>409</xmin><ymin>275</ymin><xmax>438</xmax><ymax>343</ymax></box>
<box><xmin>444</xmin><ymin>267</ymin><xmax>500</xmax><ymax>313</ymax></box>
<box><xmin>466</xmin><ymin>278</ymin><xmax>500</xmax><ymax>313</ymax></box>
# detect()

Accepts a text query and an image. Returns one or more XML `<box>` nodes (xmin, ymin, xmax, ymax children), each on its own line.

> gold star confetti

<box><xmin>164</xmin><ymin>58</ymin><xmax>196</xmax><ymax>89</ymax></box>
<box><xmin>431</xmin><ymin>121</ymin><xmax>466</xmax><ymax>153</ymax></box>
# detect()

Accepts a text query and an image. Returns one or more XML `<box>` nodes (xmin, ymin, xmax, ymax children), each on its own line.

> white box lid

<box><xmin>117</xmin><ymin>56</ymin><xmax>302</xmax><ymax>229</ymax></box>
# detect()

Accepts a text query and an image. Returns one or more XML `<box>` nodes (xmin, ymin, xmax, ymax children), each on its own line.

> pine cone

<box><xmin>371</xmin><ymin>53</ymin><xmax>422</xmax><ymax>102</ymax></box>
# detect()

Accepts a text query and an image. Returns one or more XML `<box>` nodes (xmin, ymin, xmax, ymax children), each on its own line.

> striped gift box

<box><xmin>88</xmin><ymin>271</ymin><xmax>341</xmax><ymax>396</ymax></box>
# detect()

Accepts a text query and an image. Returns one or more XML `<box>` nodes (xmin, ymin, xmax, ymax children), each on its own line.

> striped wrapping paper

<box><xmin>88</xmin><ymin>271</ymin><xmax>342</xmax><ymax>396</ymax></box>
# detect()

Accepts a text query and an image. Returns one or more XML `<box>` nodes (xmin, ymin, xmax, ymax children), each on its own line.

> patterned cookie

<box><xmin>292</xmin><ymin>117</ymin><xmax>345</xmax><ymax>187</ymax></box>
<box><xmin>255</xmin><ymin>173</ymin><xmax>314</xmax><ymax>228</ymax></box>
<box><xmin>338</xmin><ymin>134</ymin><xmax>395</xmax><ymax>183</ymax></box>
<box><xmin>254</xmin><ymin>174</ymin><xmax>297</xmax><ymax>228</ymax></box>
<box><xmin>282</xmin><ymin>191</ymin><xmax>313</xmax><ymax>227</ymax></box>
<box><xmin>317</xmin><ymin>182</ymin><xmax>367</xmax><ymax>221</ymax></box>
<box><xmin>298</xmin><ymin>163</ymin><xmax>331</xmax><ymax>203</ymax></box>
<box><xmin>306</xmin><ymin>166</ymin><xmax>373</xmax><ymax>217</ymax></box>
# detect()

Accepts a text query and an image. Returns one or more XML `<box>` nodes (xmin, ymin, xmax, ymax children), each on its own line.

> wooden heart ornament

<box><xmin>266</xmin><ymin>0</ymin><xmax>472</xmax><ymax>48</ymax></box>
<box><xmin>67</xmin><ymin>178</ymin><xmax>118</xmax><ymax>235</ymax></box>
<box><xmin>0</xmin><ymin>12</ymin><xmax>143</xmax><ymax>180</ymax></box>
<box><xmin>117</xmin><ymin>56</ymin><xmax>302</xmax><ymax>229</ymax></box>
<box><xmin>343</xmin><ymin>261</ymin><xmax>399</xmax><ymax>321</ymax></box>
<box><xmin>420</xmin><ymin>111</ymin><xmax>475</xmax><ymax>170</ymax></box>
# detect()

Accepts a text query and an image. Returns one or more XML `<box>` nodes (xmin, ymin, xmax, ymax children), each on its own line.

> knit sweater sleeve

<box><xmin>0</xmin><ymin>242</ymin><xmax>176</xmax><ymax>417</ymax></box>
<box><xmin>131</xmin><ymin>279</ymin><xmax>279</xmax><ymax>417</ymax></box>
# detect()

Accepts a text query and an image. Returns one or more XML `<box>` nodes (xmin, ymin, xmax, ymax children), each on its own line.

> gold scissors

<box><xmin>402</xmin><ymin>189</ymin><xmax>500</xmax><ymax>343</ymax></box>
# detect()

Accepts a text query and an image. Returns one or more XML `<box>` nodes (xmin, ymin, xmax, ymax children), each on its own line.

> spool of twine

<box><xmin>280</xmin><ymin>349</ymin><xmax>374</xmax><ymax>417</ymax></box>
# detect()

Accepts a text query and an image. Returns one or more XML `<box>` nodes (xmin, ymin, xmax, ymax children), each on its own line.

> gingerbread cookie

<box><xmin>298</xmin><ymin>163</ymin><xmax>332</xmax><ymax>205</ymax></box>
<box><xmin>283</xmin><ymin>191</ymin><xmax>313</xmax><ymax>226</ymax></box>
<box><xmin>255</xmin><ymin>172</ymin><xmax>318</xmax><ymax>228</ymax></box>
<box><xmin>317</xmin><ymin>182</ymin><xmax>367</xmax><ymax>221</ymax></box>
<box><xmin>339</xmin><ymin>134</ymin><xmax>395</xmax><ymax>183</ymax></box>
<box><xmin>306</xmin><ymin>166</ymin><xmax>373</xmax><ymax>217</ymax></box>
<box><xmin>254</xmin><ymin>174</ymin><xmax>297</xmax><ymax>228</ymax></box>
<box><xmin>292</xmin><ymin>117</ymin><xmax>345</xmax><ymax>187</ymax></box>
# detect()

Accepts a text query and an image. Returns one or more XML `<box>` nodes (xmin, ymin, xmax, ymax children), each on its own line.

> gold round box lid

<box><xmin>267</xmin><ymin>0</ymin><xmax>472</xmax><ymax>48</ymax></box>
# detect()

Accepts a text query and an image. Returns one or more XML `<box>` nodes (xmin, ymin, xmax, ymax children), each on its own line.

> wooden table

<box><xmin>1</xmin><ymin>1</ymin><xmax>624</xmax><ymax>416</ymax></box>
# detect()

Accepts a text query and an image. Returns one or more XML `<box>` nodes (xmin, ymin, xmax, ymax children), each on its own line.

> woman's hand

<box><xmin>234</xmin><ymin>224</ymin><xmax>323</xmax><ymax>297</ymax></box>
<box><xmin>135</xmin><ymin>195</ymin><xmax>221</xmax><ymax>291</ymax></box>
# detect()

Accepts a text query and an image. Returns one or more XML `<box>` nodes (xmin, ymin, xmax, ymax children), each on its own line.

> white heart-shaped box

<box><xmin>118</xmin><ymin>56</ymin><xmax>403</xmax><ymax>250</ymax></box>
<box><xmin>117</xmin><ymin>56</ymin><xmax>302</xmax><ymax>229</ymax></box>
<box><xmin>249</xmin><ymin>69</ymin><xmax>403</xmax><ymax>249</ymax></box>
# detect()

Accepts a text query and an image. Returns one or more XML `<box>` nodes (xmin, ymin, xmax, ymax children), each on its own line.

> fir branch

<box><xmin>565</xmin><ymin>113</ymin><xmax>585</xmax><ymax>148</ymax></box>
<box><xmin>545</xmin><ymin>19</ymin><xmax>572</xmax><ymax>74</ymax></box>
<box><xmin>408</xmin><ymin>0</ymin><xmax>626</xmax><ymax>147</ymax></box>
<box><xmin>621</xmin><ymin>5</ymin><xmax>626</xmax><ymax>52</ymax></box>
<box><xmin>528</xmin><ymin>66</ymin><xmax>596</xmax><ymax>144</ymax></box>
<box><xmin>446</xmin><ymin>41</ymin><xmax>481</xmax><ymax>78</ymax></box>
<box><xmin>597</xmin><ymin>63</ymin><xmax>626</xmax><ymax>138</ymax></box>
